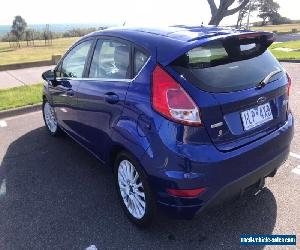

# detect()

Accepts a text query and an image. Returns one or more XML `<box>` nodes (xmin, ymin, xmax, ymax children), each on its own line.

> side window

<box><xmin>59</xmin><ymin>40</ymin><xmax>93</xmax><ymax>78</ymax></box>
<box><xmin>134</xmin><ymin>49</ymin><xmax>149</xmax><ymax>76</ymax></box>
<box><xmin>89</xmin><ymin>39</ymin><xmax>130</xmax><ymax>79</ymax></box>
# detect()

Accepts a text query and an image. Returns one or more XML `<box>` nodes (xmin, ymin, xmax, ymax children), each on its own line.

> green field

<box><xmin>252</xmin><ymin>24</ymin><xmax>300</xmax><ymax>33</ymax></box>
<box><xmin>0</xmin><ymin>83</ymin><xmax>43</xmax><ymax>111</ymax></box>
<box><xmin>0</xmin><ymin>37</ymin><xmax>78</xmax><ymax>65</ymax></box>
<box><xmin>270</xmin><ymin>40</ymin><xmax>300</xmax><ymax>60</ymax></box>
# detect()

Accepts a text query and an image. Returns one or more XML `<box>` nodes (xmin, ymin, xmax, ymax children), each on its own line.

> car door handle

<box><xmin>105</xmin><ymin>93</ymin><xmax>119</xmax><ymax>104</ymax></box>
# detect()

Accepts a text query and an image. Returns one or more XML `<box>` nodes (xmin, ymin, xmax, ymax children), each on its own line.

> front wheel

<box><xmin>115</xmin><ymin>151</ymin><xmax>155</xmax><ymax>227</ymax></box>
<box><xmin>42</xmin><ymin>100</ymin><xmax>61</xmax><ymax>136</ymax></box>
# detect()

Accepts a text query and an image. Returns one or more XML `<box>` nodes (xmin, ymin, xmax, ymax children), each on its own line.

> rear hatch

<box><xmin>170</xmin><ymin>32</ymin><xmax>289</xmax><ymax>151</ymax></box>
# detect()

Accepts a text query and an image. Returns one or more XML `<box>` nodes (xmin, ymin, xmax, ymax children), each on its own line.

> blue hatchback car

<box><xmin>42</xmin><ymin>26</ymin><xmax>294</xmax><ymax>226</ymax></box>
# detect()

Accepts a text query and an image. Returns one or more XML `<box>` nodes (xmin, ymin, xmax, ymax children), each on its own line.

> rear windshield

<box><xmin>171</xmin><ymin>39</ymin><xmax>283</xmax><ymax>92</ymax></box>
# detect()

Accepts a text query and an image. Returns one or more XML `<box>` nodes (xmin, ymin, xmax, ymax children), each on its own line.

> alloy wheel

<box><xmin>44</xmin><ymin>102</ymin><xmax>58</xmax><ymax>133</ymax></box>
<box><xmin>117</xmin><ymin>159</ymin><xmax>146</xmax><ymax>219</ymax></box>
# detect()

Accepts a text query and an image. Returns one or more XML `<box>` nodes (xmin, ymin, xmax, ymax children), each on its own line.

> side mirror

<box><xmin>42</xmin><ymin>70</ymin><xmax>56</xmax><ymax>82</ymax></box>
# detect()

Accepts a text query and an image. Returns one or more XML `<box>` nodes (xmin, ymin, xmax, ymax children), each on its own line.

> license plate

<box><xmin>241</xmin><ymin>103</ymin><xmax>273</xmax><ymax>131</ymax></box>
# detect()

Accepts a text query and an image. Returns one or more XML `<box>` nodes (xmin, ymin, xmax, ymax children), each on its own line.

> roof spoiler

<box><xmin>222</xmin><ymin>31</ymin><xmax>275</xmax><ymax>48</ymax></box>
<box><xmin>159</xmin><ymin>31</ymin><xmax>275</xmax><ymax>66</ymax></box>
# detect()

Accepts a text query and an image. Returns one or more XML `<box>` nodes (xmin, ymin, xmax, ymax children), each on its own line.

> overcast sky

<box><xmin>0</xmin><ymin>0</ymin><xmax>299</xmax><ymax>26</ymax></box>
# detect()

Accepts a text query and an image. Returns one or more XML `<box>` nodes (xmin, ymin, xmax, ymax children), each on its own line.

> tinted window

<box><xmin>60</xmin><ymin>40</ymin><xmax>93</xmax><ymax>78</ymax></box>
<box><xmin>172</xmin><ymin>40</ymin><xmax>283</xmax><ymax>92</ymax></box>
<box><xmin>134</xmin><ymin>49</ymin><xmax>149</xmax><ymax>76</ymax></box>
<box><xmin>89</xmin><ymin>39</ymin><xmax>130</xmax><ymax>79</ymax></box>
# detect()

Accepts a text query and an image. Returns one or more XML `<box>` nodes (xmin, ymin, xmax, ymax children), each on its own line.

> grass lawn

<box><xmin>252</xmin><ymin>24</ymin><xmax>300</xmax><ymax>33</ymax></box>
<box><xmin>0</xmin><ymin>83</ymin><xmax>43</xmax><ymax>111</ymax></box>
<box><xmin>0</xmin><ymin>37</ymin><xmax>78</xmax><ymax>65</ymax></box>
<box><xmin>270</xmin><ymin>40</ymin><xmax>300</xmax><ymax>60</ymax></box>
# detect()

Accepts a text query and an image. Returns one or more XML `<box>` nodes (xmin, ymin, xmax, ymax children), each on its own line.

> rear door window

<box><xmin>89</xmin><ymin>39</ymin><xmax>131</xmax><ymax>79</ymax></box>
<box><xmin>172</xmin><ymin>40</ymin><xmax>283</xmax><ymax>92</ymax></box>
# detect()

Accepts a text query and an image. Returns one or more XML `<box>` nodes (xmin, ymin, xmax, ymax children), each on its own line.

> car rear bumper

<box><xmin>157</xmin><ymin>146</ymin><xmax>288</xmax><ymax>219</ymax></box>
<box><xmin>143</xmin><ymin>113</ymin><xmax>293</xmax><ymax>219</ymax></box>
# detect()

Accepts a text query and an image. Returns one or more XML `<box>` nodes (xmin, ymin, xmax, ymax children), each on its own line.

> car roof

<box><xmin>84</xmin><ymin>25</ymin><xmax>270</xmax><ymax>65</ymax></box>
<box><xmin>87</xmin><ymin>25</ymin><xmax>244</xmax><ymax>42</ymax></box>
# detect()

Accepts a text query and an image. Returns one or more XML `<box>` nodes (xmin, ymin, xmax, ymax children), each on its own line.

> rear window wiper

<box><xmin>256</xmin><ymin>68</ymin><xmax>282</xmax><ymax>89</ymax></box>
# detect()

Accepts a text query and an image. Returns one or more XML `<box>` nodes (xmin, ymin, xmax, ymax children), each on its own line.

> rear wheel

<box><xmin>114</xmin><ymin>151</ymin><xmax>155</xmax><ymax>227</ymax></box>
<box><xmin>42</xmin><ymin>100</ymin><xmax>61</xmax><ymax>136</ymax></box>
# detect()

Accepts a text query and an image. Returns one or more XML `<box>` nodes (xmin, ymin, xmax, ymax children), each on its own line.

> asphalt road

<box><xmin>276</xmin><ymin>33</ymin><xmax>300</xmax><ymax>42</ymax></box>
<box><xmin>0</xmin><ymin>63</ymin><xmax>299</xmax><ymax>250</ymax></box>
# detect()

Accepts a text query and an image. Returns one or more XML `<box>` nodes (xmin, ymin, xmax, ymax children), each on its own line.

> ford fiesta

<box><xmin>42</xmin><ymin>26</ymin><xmax>294</xmax><ymax>226</ymax></box>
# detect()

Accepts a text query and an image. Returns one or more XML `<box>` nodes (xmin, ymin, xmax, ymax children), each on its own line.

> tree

<box><xmin>258</xmin><ymin>0</ymin><xmax>280</xmax><ymax>26</ymax></box>
<box><xmin>207</xmin><ymin>0</ymin><xmax>250</xmax><ymax>25</ymax></box>
<box><xmin>11</xmin><ymin>15</ymin><xmax>27</xmax><ymax>47</ymax></box>
<box><xmin>271</xmin><ymin>14</ymin><xmax>292</xmax><ymax>25</ymax></box>
<box><xmin>25</xmin><ymin>29</ymin><xmax>35</xmax><ymax>46</ymax></box>
<box><xmin>236</xmin><ymin>0</ymin><xmax>259</xmax><ymax>29</ymax></box>
<box><xmin>43</xmin><ymin>24</ymin><xmax>53</xmax><ymax>46</ymax></box>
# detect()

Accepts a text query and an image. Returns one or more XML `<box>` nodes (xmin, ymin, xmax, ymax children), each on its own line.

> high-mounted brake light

<box><xmin>236</xmin><ymin>32</ymin><xmax>274</xmax><ymax>40</ymax></box>
<box><xmin>238</xmin><ymin>33</ymin><xmax>261</xmax><ymax>40</ymax></box>
<box><xmin>287</xmin><ymin>73</ymin><xmax>292</xmax><ymax>97</ymax></box>
<box><xmin>152</xmin><ymin>65</ymin><xmax>202</xmax><ymax>126</ymax></box>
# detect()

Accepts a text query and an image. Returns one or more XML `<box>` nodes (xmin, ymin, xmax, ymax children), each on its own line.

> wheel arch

<box><xmin>42</xmin><ymin>83</ymin><xmax>54</xmax><ymax>105</ymax></box>
<box><xmin>108</xmin><ymin>142</ymin><xmax>148</xmax><ymax>174</ymax></box>
<box><xmin>108</xmin><ymin>117</ymin><xmax>151</xmax><ymax>171</ymax></box>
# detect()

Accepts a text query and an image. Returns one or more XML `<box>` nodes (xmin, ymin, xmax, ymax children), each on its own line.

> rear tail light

<box><xmin>151</xmin><ymin>65</ymin><xmax>202</xmax><ymax>126</ymax></box>
<box><xmin>166</xmin><ymin>188</ymin><xmax>206</xmax><ymax>198</ymax></box>
<box><xmin>287</xmin><ymin>73</ymin><xmax>291</xmax><ymax>96</ymax></box>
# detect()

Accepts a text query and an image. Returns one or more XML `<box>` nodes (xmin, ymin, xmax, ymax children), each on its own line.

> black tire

<box><xmin>114</xmin><ymin>151</ymin><xmax>156</xmax><ymax>227</ymax></box>
<box><xmin>42</xmin><ymin>99</ymin><xmax>62</xmax><ymax>136</ymax></box>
